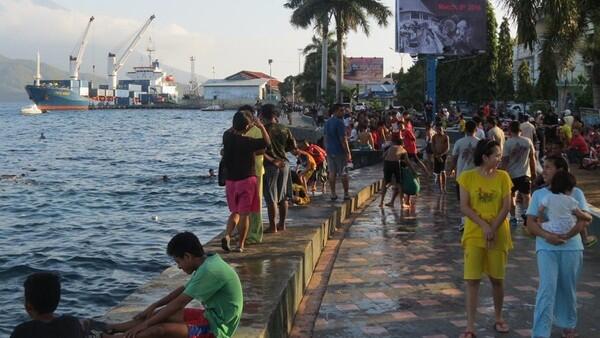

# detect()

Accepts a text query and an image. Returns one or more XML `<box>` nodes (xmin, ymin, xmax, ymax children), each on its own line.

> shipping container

<box><xmin>128</xmin><ymin>84</ymin><xmax>142</xmax><ymax>92</ymax></box>
<box><xmin>99</xmin><ymin>84</ymin><xmax>109</xmax><ymax>89</ymax></box>
<box><xmin>98</xmin><ymin>89</ymin><xmax>106</xmax><ymax>96</ymax></box>
<box><xmin>105</xmin><ymin>89</ymin><xmax>115</xmax><ymax>97</ymax></box>
<box><xmin>116</xmin><ymin>89</ymin><xmax>129</xmax><ymax>98</ymax></box>
<box><xmin>116</xmin><ymin>97</ymin><xmax>130</xmax><ymax>105</ymax></box>
<box><xmin>89</xmin><ymin>88</ymin><xmax>98</xmax><ymax>97</ymax></box>
<box><xmin>79</xmin><ymin>87</ymin><xmax>89</xmax><ymax>97</ymax></box>
<box><xmin>140</xmin><ymin>94</ymin><xmax>151</xmax><ymax>105</ymax></box>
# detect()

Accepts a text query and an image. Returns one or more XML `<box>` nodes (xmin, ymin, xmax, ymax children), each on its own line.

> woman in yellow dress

<box><xmin>457</xmin><ymin>139</ymin><xmax>513</xmax><ymax>337</ymax></box>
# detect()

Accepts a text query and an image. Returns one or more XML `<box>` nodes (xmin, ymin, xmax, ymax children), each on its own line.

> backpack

<box><xmin>401</xmin><ymin>167</ymin><xmax>420</xmax><ymax>195</ymax></box>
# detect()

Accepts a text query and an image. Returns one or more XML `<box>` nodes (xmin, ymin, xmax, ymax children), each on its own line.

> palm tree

<box><xmin>330</xmin><ymin>0</ymin><xmax>391</xmax><ymax>103</ymax></box>
<box><xmin>287</xmin><ymin>0</ymin><xmax>392</xmax><ymax>103</ymax></box>
<box><xmin>502</xmin><ymin>0</ymin><xmax>600</xmax><ymax>108</ymax></box>
<box><xmin>285</xmin><ymin>0</ymin><xmax>332</xmax><ymax>101</ymax></box>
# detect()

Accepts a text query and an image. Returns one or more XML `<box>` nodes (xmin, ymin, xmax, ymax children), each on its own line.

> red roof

<box><xmin>226</xmin><ymin>70</ymin><xmax>280</xmax><ymax>89</ymax></box>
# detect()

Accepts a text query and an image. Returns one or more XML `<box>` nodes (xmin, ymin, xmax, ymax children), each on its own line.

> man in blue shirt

<box><xmin>324</xmin><ymin>104</ymin><xmax>352</xmax><ymax>200</ymax></box>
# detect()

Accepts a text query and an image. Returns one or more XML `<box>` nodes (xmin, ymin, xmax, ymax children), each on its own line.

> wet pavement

<box><xmin>304</xmin><ymin>177</ymin><xmax>600</xmax><ymax>337</ymax></box>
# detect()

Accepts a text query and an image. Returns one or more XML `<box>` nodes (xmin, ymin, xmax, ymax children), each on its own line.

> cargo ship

<box><xmin>25</xmin><ymin>80</ymin><xmax>91</xmax><ymax>111</ymax></box>
<box><xmin>24</xmin><ymin>14</ymin><xmax>178</xmax><ymax>111</ymax></box>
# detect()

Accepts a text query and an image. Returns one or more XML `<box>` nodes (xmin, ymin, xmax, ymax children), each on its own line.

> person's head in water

<box><xmin>23</xmin><ymin>272</ymin><xmax>61</xmax><ymax>318</ymax></box>
<box><xmin>208</xmin><ymin>169</ymin><xmax>215</xmax><ymax>177</ymax></box>
<box><xmin>162</xmin><ymin>175</ymin><xmax>169</xmax><ymax>181</ymax></box>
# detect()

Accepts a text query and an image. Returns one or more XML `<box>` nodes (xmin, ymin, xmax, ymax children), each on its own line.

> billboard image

<box><xmin>395</xmin><ymin>0</ymin><xmax>487</xmax><ymax>55</ymax></box>
<box><xmin>344</xmin><ymin>57</ymin><xmax>384</xmax><ymax>82</ymax></box>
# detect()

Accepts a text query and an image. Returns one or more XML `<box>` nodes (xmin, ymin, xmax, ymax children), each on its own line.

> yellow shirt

<box><xmin>459</xmin><ymin>119</ymin><xmax>466</xmax><ymax>133</ymax></box>
<box><xmin>457</xmin><ymin>168</ymin><xmax>513</xmax><ymax>252</ymax></box>
<box><xmin>560</xmin><ymin>125</ymin><xmax>572</xmax><ymax>144</ymax></box>
<box><xmin>244</xmin><ymin>126</ymin><xmax>264</xmax><ymax>176</ymax></box>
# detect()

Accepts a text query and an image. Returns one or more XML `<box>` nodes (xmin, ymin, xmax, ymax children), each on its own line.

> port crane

<box><xmin>69</xmin><ymin>16</ymin><xmax>95</xmax><ymax>80</ymax></box>
<box><xmin>107</xmin><ymin>14</ymin><xmax>155</xmax><ymax>89</ymax></box>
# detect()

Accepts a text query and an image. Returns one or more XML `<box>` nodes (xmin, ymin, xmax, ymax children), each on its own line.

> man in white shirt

<box><xmin>486</xmin><ymin>117</ymin><xmax>505</xmax><ymax>152</ymax></box>
<box><xmin>472</xmin><ymin>116</ymin><xmax>486</xmax><ymax>140</ymax></box>
<box><xmin>519</xmin><ymin>115</ymin><xmax>536</xmax><ymax>142</ymax></box>
<box><xmin>501</xmin><ymin>121</ymin><xmax>537</xmax><ymax>226</ymax></box>
<box><xmin>449</xmin><ymin>120</ymin><xmax>480</xmax><ymax>230</ymax></box>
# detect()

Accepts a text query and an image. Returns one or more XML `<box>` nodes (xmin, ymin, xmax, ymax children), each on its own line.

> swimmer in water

<box><xmin>208</xmin><ymin>169</ymin><xmax>215</xmax><ymax>177</ymax></box>
<box><xmin>162</xmin><ymin>175</ymin><xmax>169</xmax><ymax>182</ymax></box>
<box><xmin>40</xmin><ymin>132</ymin><xmax>46</xmax><ymax>140</ymax></box>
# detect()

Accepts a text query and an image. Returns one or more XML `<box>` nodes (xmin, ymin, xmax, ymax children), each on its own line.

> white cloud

<box><xmin>0</xmin><ymin>0</ymin><xmax>215</xmax><ymax>78</ymax></box>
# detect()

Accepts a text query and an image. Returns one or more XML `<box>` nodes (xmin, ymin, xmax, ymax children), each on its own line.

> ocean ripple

<box><xmin>0</xmin><ymin>105</ymin><xmax>233</xmax><ymax>335</ymax></box>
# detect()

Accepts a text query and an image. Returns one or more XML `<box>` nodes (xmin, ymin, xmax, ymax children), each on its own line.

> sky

<box><xmin>0</xmin><ymin>0</ymin><xmax>511</xmax><ymax>81</ymax></box>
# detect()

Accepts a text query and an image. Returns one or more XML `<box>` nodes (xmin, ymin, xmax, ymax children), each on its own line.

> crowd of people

<box><xmin>9</xmin><ymin>101</ymin><xmax>599</xmax><ymax>338</ymax></box>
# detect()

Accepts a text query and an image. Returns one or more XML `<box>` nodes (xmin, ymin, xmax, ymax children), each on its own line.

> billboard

<box><xmin>344</xmin><ymin>57</ymin><xmax>384</xmax><ymax>82</ymax></box>
<box><xmin>395</xmin><ymin>0</ymin><xmax>487</xmax><ymax>55</ymax></box>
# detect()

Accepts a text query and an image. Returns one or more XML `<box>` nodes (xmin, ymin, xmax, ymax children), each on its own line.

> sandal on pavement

<box><xmin>493</xmin><ymin>321</ymin><xmax>510</xmax><ymax>333</ymax></box>
<box><xmin>562</xmin><ymin>328</ymin><xmax>579</xmax><ymax>338</ymax></box>
<box><xmin>221</xmin><ymin>237</ymin><xmax>231</xmax><ymax>252</ymax></box>
<box><xmin>460</xmin><ymin>331</ymin><xmax>477</xmax><ymax>338</ymax></box>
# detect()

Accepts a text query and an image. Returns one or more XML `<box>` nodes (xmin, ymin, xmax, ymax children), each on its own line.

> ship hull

<box><xmin>25</xmin><ymin>85</ymin><xmax>89</xmax><ymax>111</ymax></box>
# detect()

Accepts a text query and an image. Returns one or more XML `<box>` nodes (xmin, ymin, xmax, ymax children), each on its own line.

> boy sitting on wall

<box><xmin>98</xmin><ymin>232</ymin><xmax>243</xmax><ymax>338</ymax></box>
<box><xmin>11</xmin><ymin>272</ymin><xmax>86</xmax><ymax>338</ymax></box>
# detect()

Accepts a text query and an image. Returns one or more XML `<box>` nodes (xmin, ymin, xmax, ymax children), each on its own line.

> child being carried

<box><xmin>537</xmin><ymin>171</ymin><xmax>592</xmax><ymax>237</ymax></box>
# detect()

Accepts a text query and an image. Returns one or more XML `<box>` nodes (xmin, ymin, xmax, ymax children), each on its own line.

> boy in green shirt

<box><xmin>99</xmin><ymin>232</ymin><xmax>243</xmax><ymax>338</ymax></box>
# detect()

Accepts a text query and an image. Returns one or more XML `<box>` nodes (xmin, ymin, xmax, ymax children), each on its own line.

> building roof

<box><xmin>226</xmin><ymin>70</ymin><xmax>280</xmax><ymax>89</ymax></box>
<box><xmin>202</xmin><ymin>78</ymin><xmax>269</xmax><ymax>87</ymax></box>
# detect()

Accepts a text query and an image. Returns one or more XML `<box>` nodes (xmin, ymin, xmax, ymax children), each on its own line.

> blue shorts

<box><xmin>183</xmin><ymin>308</ymin><xmax>214</xmax><ymax>338</ymax></box>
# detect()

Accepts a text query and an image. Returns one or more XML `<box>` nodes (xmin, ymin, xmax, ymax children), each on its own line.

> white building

<box><xmin>203</xmin><ymin>78</ymin><xmax>270</xmax><ymax>101</ymax></box>
<box><xmin>512</xmin><ymin>19</ymin><xmax>590</xmax><ymax>111</ymax></box>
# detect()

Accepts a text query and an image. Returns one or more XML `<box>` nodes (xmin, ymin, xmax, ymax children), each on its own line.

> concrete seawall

<box><xmin>103</xmin><ymin>164</ymin><xmax>384</xmax><ymax>338</ymax></box>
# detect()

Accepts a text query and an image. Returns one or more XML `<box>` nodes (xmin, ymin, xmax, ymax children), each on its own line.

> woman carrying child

<box><xmin>526</xmin><ymin>156</ymin><xmax>593</xmax><ymax>338</ymax></box>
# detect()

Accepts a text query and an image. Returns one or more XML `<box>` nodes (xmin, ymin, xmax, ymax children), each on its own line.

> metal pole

<box><xmin>426</xmin><ymin>55</ymin><xmax>438</xmax><ymax>114</ymax></box>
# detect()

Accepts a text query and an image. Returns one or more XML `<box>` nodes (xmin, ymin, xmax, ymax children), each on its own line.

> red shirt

<box><xmin>570</xmin><ymin>134</ymin><xmax>589</xmax><ymax>154</ymax></box>
<box><xmin>371</xmin><ymin>130</ymin><xmax>380</xmax><ymax>150</ymax></box>
<box><xmin>402</xmin><ymin>129</ymin><xmax>417</xmax><ymax>154</ymax></box>
<box><xmin>306</xmin><ymin>144</ymin><xmax>326</xmax><ymax>165</ymax></box>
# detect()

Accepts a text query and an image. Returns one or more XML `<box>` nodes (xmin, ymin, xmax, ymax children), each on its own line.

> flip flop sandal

<box><xmin>221</xmin><ymin>237</ymin><xmax>231</xmax><ymax>252</ymax></box>
<box><xmin>493</xmin><ymin>321</ymin><xmax>510</xmax><ymax>333</ymax></box>
<box><xmin>460</xmin><ymin>331</ymin><xmax>477</xmax><ymax>338</ymax></box>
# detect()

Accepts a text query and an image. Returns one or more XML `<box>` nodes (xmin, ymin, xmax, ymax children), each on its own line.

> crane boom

<box><xmin>108</xmin><ymin>15</ymin><xmax>155</xmax><ymax>89</ymax></box>
<box><xmin>69</xmin><ymin>16</ymin><xmax>95</xmax><ymax>80</ymax></box>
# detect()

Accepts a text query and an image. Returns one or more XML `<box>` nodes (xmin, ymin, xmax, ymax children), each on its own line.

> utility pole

<box><xmin>268</xmin><ymin>59</ymin><xmax>273</xmax><ymax>100</ymax></box>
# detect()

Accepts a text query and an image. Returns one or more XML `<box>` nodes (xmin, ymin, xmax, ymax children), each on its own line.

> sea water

<box><xmin>0</xmin><ymin>103</ymin><xmax>233</xmax><ymax>335</ymax></box>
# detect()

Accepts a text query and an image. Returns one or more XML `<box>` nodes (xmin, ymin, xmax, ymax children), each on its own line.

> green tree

<box><xmin>330</xmin><ymin>0</ymin><xmax>391</xmax><ymax>103</ymax></box>
<box><xmin>396</xmin><ymin>61</ymin><xmax>425</xmax><ymax>109</ymax></box>
<box><xmin>285</xmin><ymin>0</ymin><xmax>331</xmax><ymax>100</ymax></box>
<box><xmin>295</xmin><ymin>34</ymin><xmax>338</xmax><ymax>103</ymax></box>
<box><xmin>516</xmin><ymin>61</ymin><xmax>534</xmax><ymax>103</ymax></box>
<box><xmin>279</xmin><ymin>75</ymin><xmax>297</xmax><ymax>98</ymax></box>
<box><xmin>496</xmin><ymin>17</ymin><xmax>514</xmax><ymax>103</ymax></box>
<box><xmin>535</xmin><ymin>43</ymin><xmax>558</xmax><ymax>100</ymax></box>
<box><xmin>502</xmin><ymin>0</ymin><xmax>600</xmax><ymax>108</ymax></box>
